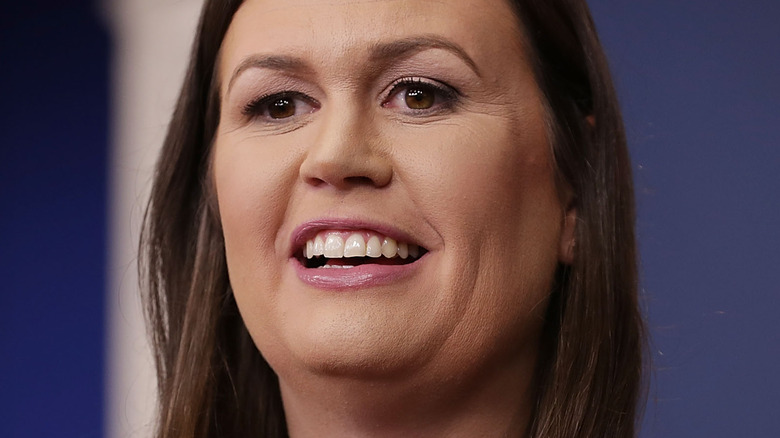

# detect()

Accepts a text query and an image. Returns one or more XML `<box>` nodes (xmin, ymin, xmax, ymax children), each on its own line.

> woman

<box><xmin>141</xmin><ymin>0</ymin><xmax>644</xmax><ymax>436</ymax></box>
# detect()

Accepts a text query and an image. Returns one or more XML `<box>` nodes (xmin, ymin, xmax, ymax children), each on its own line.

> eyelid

<box><xmin>241</xmin><ymin>91</ymin><xmax>320</xmax><ymax>121</ymax></box>
<box><xmin>381</xmin><ymin>76</ymin><xmax>460</xmax><ymax>112</ymax></box>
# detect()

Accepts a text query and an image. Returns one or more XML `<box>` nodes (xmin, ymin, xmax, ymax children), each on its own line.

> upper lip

<box><xmin>290</xmin><ymin>217</ymin><xmax>425</xmax><ymax>257</ymax></box>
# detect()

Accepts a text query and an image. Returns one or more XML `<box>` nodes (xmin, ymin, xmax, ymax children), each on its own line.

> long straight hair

<box><xmin>140</xmin><ymin>1</ymin><xmax>644</xmax><ymax>436</ymax></box>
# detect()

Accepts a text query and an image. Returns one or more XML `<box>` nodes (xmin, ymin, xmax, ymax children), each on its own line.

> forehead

<box><xmin>219</xmin><ymin>0</ymin><xmax>528</xmax><ymax>82</ymax></box>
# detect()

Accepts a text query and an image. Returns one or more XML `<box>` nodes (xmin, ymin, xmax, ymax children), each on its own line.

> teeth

<box><xmin>366</xmin><ymin>235</ymin><xmax>382</xmax><ymax>258</ymax></box>
<box><xmin>397</xmin><ymin>242</ymin><xmax>408</xmax><ymax>259</ymax></box>
<box><xmin>302</xmin><ymin>231</ymin><xmax>423</xmax><ymax>261</ymax></box>
<box><xmin>344</xmin><ymin>234</ymin><xmax>366</xmax><ymax>257</ymax></box>
<box><xmin>324</xmin><ymin>234</ymin><xmax>344</xmax><ymax>258</ymax></box>
<box><xmin>381</xmin><ymin>237</ymin><xmax>397</xmax><ymax>258</ymax></box>
<box><xmin>313</xmin><ymin>235</ymin><xmax>325</xmax><ymax>257</ymax></box>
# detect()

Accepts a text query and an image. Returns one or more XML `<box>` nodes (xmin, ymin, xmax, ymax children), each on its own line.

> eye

<box><xmin>382</xmin><ymin>78</ymin><xmax>458</xmax><ymax>114</ymax></box>
<box><xmin>242</xmin><ymin>91</ymin><xmax>319</xmax><ymax>122</ymax></box>
<box><xmin>405</xmin><ymin>88</ymin><xmax>435</xmax><ymax>110</ymax></box>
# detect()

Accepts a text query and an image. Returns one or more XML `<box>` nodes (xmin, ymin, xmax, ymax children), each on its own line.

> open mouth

<box><xmin>297</xmin><ymin>230</ymin><xmax>428</xmax><ymax>269</ymax></box>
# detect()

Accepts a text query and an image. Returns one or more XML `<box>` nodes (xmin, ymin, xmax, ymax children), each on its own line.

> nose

<box><xmin>299</xmin><ymin>103</ymin><xmax>393</xmax><ymax>190</ymax></box>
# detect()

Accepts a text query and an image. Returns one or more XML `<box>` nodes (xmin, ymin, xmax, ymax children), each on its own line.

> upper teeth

<box><xmin>304</xmin><ymin>232</ymin><xmax>420</xmax><ymax>259</ymax></box>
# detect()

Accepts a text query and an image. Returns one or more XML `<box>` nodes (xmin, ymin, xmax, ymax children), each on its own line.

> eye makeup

<box><xmin>241</xmin><ymin>91</ymin><xmax>321</xmax><ymax>122</ymax></box>
<box><xmin>381</xmin><ymin>76</ymin><xmax>460</xmax><ymax>115</ymax></box>
<box><xmin>224</xmin><ymin>50</ymin><xmax>473</xmax><ymax>129</ymax></box>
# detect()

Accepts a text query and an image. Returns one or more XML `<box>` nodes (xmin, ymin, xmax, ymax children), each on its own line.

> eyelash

<box><xmin>381</xmin><ymin>77</ymin><xmax>459</xmax><ymax>114</ymax></box>
<box><xmin>241</xmin><ymin>91</ymin><xmax>320</xmax><ymax>120</ymax></box>
<box><xmin>240</xmin><ymin>77</ymin><xmax>459</xmax><ymax>122</ymax></box>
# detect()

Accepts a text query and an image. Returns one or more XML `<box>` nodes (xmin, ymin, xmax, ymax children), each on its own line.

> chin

<box><xmin>267</xmin><ymin>301</ymin><xmax>446</xmax><ymax>380</ymax></box>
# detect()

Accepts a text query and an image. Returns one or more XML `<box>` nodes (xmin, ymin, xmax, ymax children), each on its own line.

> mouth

<box><xmin>295</xmin><ymin>230</ymin><xmax>428</xmax><ymax>269</ymax></box>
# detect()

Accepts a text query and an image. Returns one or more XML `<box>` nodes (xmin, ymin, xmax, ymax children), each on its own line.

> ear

<box><xmin>558</xmin><ymin>206</ymin><xmax>577</xmax><ymax>265</ymax></box>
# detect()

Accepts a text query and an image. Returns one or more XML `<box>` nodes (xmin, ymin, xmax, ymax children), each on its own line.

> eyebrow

<box><xmin>226</xmin><ymin>55</ymin><xmax>315</xmax><ymax>94</ymax></box>
<box><xmin>225</xmin><ymin>35</ymin><xmax>482</xmax><ymax>95</ymax></box>
<box><xmin>368</xmin><ymin>35</ymin><xmax>482</xmax><ymax>78</ymax></box>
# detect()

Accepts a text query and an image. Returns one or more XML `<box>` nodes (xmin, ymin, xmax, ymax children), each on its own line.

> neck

<box><xmin>278</xmin><ymin>349</ymin><xmax>536</xmax><ymax>438</ymax></box>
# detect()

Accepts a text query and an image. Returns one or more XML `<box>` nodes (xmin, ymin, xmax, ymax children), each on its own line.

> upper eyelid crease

<box><xmin>242</xmin><ymin>91</ymin><xmax>310</xmax><ymax>114</ymax></box>
<box><xmin>242</xmin><ymin>92</ymin><xmax>319</xmax><ymax>123</ymax></box>
<box><xmin>383</xmin><ymin>81</ymin><xmax>455</xmax><ymax>108</ymax></box>
<box><xmin>388</xmin><ymin>77</ymin><xmax>457</xmax><ymax>93</ymax></box>
<box><xmin>242</xmin><ymin>80</ymin><xmax>456</xmax><ymax>121</ymax></box>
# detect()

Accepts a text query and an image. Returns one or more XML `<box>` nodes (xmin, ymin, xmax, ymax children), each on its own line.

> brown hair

<box><xmin>140</xmin><ymin>0</ymin><xmax>644</xmax><ymax>437</ymax></box>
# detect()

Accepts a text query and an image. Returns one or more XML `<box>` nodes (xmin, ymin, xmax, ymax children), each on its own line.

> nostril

<box><xmin>302</xmin><ymin>175</ymin><xmax>378</xmax><ymax>188</ymax></box>
<box><xmin>343</xmin><ymin>176</ymin><xmax>378</xmax><ymax>186</ymax></box>
<box><xmin>299</xmin><ymin>150</ymin><xmax>393</xmax><ymax>189</ymax></box>
<box><xmin>304</xmin><ymin>175</ymin><xmax>327</xmax><ymax>187</ymax></box>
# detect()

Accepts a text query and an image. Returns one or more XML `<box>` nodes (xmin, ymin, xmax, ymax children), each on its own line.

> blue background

<box><xmin>590</xmin><ymin>1</ymin><xmax>780</xmax><ymax>435</ymax></box>
<box><xmin>0</xmin><ymin>0</ymin><xmax>777</xmax><ymax>436</ymax></box>
<box><xmin>0</xmin><ymin>1</ymin><xmax>107</xmax><ymax>437</ymax></box>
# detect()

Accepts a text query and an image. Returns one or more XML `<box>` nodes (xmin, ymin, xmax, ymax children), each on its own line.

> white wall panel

<box><xmin>106</xmin><ymin>1</ymin><xmax>204</xmax><ymax>437</ymax></box>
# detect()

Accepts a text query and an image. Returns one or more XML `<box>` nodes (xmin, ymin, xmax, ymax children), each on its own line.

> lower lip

<box><xmin>291</xmin><ymin>257</ymin><xmax>424</xmax><ymax>290</ymax></box>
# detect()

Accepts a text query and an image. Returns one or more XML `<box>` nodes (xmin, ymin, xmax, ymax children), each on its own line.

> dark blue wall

<box><xmin>0</xmin><ymin>1</ymin><xmax>107</xmax><ymax>437</ymax></box>
<box><xmin>0</xmin><ymin>0</ymin><xmax>777</xmax><ymax>437</ymax></box>
<box><xmin>590</xmin><ymin>1</ymin><xmax>780</xmax><ymax>436</ymax></box>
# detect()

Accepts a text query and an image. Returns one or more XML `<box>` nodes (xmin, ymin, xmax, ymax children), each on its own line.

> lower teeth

<box><xmin>317</xmin><ymin>264</ymin><xmax>355</xmax><ymax>269</ymax></box>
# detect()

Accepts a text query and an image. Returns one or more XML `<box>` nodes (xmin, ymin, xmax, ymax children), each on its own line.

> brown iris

<box><xmin>268</xmin><ymin>98</ymin><xmax>295</xmax><ymax>119</ymax></box>
<box><xmin>405</xmin><ymin>87</ymin><xmax>435</xmax><ymax>110</ymax></box>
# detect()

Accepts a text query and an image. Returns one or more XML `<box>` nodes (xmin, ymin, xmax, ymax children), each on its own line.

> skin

<box><xmin>213</xmin><ymin>0</ymin><xmax>576</xmax><ymax>436</ymax></box>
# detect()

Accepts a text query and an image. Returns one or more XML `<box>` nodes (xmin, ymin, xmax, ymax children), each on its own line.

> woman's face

<box><xmin>214</xmin><ymin>0</ymin><xmax>574</xmax><ymax>382</ymax></box>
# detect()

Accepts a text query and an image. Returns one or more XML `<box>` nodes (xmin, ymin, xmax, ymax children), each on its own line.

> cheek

<box><xmin>389</xmin><ymin>110</ymin><xmax>562</xmax><ymax>341</ymax></box>
<box><xmin>213</xmin><ymin>133</ymin><xmax>300</xmax><ymax>304</ymax></box>
<box><xmin>396</xmin><ymin>112</ymin><xmax>560</xmax><ymax>243</ymax></box>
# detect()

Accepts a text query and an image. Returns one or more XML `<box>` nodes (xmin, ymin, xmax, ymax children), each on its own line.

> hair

<box><xmin>140</xmin><ymin>0</ymin><xmax>645</xmax><ymax>437</ymax></box>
